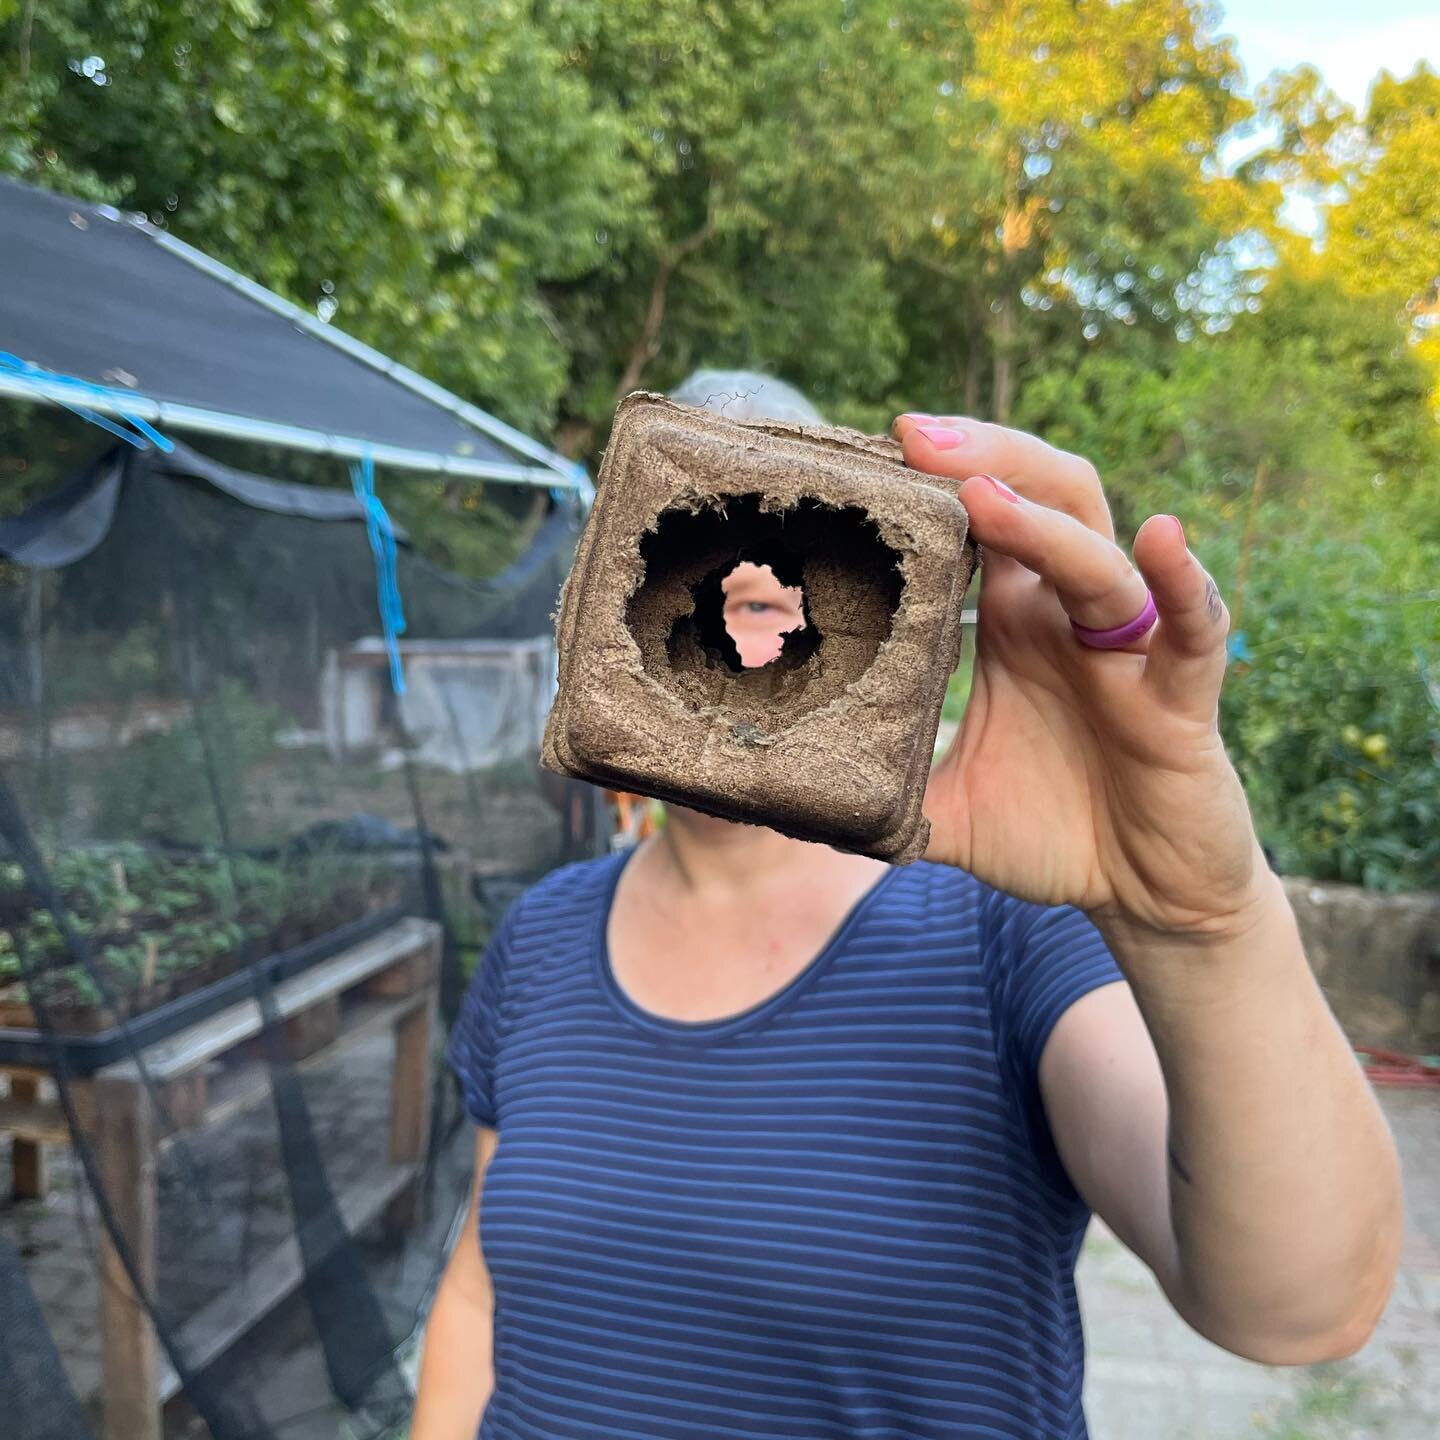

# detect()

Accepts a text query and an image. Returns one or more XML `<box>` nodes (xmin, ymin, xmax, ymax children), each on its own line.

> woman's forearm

<box><xmin>411</xmin><ymin>1269</ymin><xmax>495</xmax><ymax>1440</ymax></box>
<box><xmin>413</xmin><ymin>1129</ymin><xmax>499</xmax><ymax>1439</ymax></box>
<box><xmin>1095</xmin><ymin>870</ymin><xmax>1403</xmax><ymax>1363</ymax></box>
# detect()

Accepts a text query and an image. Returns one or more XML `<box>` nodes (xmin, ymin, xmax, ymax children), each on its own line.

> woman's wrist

<box><xmin>1086</xmin><ymin>858</ymin><xmax>1293</xmax><ymax>976</ymax></box>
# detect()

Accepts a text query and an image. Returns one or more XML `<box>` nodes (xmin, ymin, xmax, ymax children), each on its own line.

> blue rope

<box><xmin>0</xmin><ymin>351</ymin><xmax>174</xmax><ymax>452</ymax></box>
<box><xmin>566</xmin><ymin>459</ymin><xmax>595</xmax><ymax>507</ymax></box>
<box><xmin>349</xmin><ymin>451</ymin><xmax>407</xmax><ymax>695</ymax></box>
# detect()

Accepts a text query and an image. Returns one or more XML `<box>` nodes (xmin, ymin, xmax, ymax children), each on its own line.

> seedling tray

<box><xmin>0</xmin><ymin>901</ymin><xmax>410</xmax><ymax>1073</ymax></box>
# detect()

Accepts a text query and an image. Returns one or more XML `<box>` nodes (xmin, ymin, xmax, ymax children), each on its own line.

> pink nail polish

<box><xmin>979</xmin><ymin>474</ymin><xmax>1021</xmax><ymax>503</ymax></box>
<box><xmin>915</xmin><ymin>424</ymin><xmax>967</xmax><ymax>450</ymax></box>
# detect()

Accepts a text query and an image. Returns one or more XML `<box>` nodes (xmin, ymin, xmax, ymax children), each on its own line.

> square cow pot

<box><xmin>543</xmin><ymin>393</ymin><xmax>977</xmax><ymax>863</ymax></box>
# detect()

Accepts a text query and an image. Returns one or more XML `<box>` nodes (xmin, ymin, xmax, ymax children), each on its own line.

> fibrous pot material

<box><xmin>542</xmin><ymin>392</ymin><xmax>977</xmax><ymax>863</ymax></box>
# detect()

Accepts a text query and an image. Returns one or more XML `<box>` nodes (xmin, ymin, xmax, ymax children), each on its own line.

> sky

<box><xmin>1213</xmin><ymin>2</ymin><xmax>1438</xmax><ymax>233</ymax></box>
<box><xmin>1216</xmin><ymin>0</ymin><xmax>1439</xmax><ymax>109</ymax></box>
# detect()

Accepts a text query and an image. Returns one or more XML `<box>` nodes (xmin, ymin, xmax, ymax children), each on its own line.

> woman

<box><xmin>413</xmin><ymin>393</ymin><xmax>1402</xmax><ymax>1440</ymax></box>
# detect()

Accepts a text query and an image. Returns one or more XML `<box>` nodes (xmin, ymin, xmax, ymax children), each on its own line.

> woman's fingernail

<box><xmin>1166</xmin><ymin>514</ymin><xmax>1186</xmax><ymax>546</ymax></box>
<box><xmin>915</xmin><ymin>424</ymin><xmax>967</xmax><ymax>449</ymax></box>
<box><xmin>898</xmin><ymin>412</ymin><xmax>933</xmax><ymax>423</ymax></box>
<box><xmin>979</xmin><ymin>474</ymin><xmax>1021</xmax><ymax>503</ymax></box>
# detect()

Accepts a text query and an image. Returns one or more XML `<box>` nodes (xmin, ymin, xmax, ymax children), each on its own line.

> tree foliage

<box><xmin>1325</xmin><ymin>65</ymin><xmax>1440</xmax><ymax>339</ymax></box>
<box><xmin>931</xmin><ymin>0</ymin><xmax>1259</xmax><ymax>420</ymax></box>
<box><xmin>533</xmin><ymin>0</ymin><xmax>979</xmax><ymax>445</ymax></box>
<box><xmin>1</xmin><ymin>0</ymin><xmax>1437</xmax><ymax>887</ymax></box>
<box><xmin>3</xmin><ymin>0</ymin><xmax>634</xmax><ymax>433</ymax></box>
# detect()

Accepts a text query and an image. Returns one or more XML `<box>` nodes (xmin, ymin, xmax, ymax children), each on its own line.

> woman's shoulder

<box><xmin>884</xmin><ymin>860</ymin><xmax>1089</xmax><ymax>942</ymax></box>
<box><xmin>503</xmin><ymin>851</ymin><xmax>626</xmax><ymax>933</ymax></box>
<box><xmin>882</xmin><ymin>857</ymin><xmax>988</xmax><ymax>914</ymax></box>
<box><xmin>476</xmin><ymin>853</ymin><xmax>623</xmax><ymax>1001</ymax></box>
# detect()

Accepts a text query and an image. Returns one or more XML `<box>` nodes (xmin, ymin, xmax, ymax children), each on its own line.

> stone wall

<box><xmin>1284</xmin><ymin>876</ymin><xmax>1440</xmax><ymax>1056</ymax></box>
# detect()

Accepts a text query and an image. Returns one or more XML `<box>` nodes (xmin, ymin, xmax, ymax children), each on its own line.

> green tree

<box><xmin>2</xmin><ymin>0</ymin><xmax>636</xmax><ymax>434</ymax></box>
<box><xmin>1324</xmin><ymin>64</ymin><xmax>1440</xmax><ymax>337</ymax></box>
<box><xmin>1246</xmin><ymin>63</ymin><xmax>1440</xmax><ymax>346</ymax></box>
<box><xmin>535</xmin><ymin>0</ymin><xmax>977</xmax><ymax>450</ymax></box>
<box><xmin>910</xmin><ymin>0</ymin><xmax>1264</xmax><ymax>423</ymax></box>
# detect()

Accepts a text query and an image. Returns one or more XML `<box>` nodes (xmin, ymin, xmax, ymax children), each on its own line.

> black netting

<box><xmin>0</xmin><ymin>421</ymin><xmax>604</xmax><ymax>1440</ymax></box>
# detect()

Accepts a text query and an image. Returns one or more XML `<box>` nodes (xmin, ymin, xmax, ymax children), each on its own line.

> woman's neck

<box><xmin>648</xmin><ymin>806</ymin><xmax>886</xmax><ymax>904</ymax></box>
<box><xmin>608</xmin><ymin>805</ymin><xmax>891</xmax><ymax>1025</ymax></box>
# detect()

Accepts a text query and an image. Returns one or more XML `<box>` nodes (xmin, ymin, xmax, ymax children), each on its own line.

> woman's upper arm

<box><xmin>1038</xmin><ymin>980</ymin><xmax>1182</xmax><ymax>1294</ymax></box>
<box><xmin>446</xmin><ymin>1127</ymin><xmax>499</xmax><ymax>1307</ymax></box>
<box><xmin>412</xmin><ymin>1127</ymin><xmax>499</xmax><ymax>1438</ymax></box>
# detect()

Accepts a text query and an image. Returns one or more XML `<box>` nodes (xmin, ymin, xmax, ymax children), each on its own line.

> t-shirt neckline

<box><xmin>593</xmin><ymin>845</ymin><xmax>902</xmax><ymax>1047</ymax></box>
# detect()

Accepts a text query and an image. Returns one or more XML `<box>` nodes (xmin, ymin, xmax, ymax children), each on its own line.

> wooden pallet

<box><xmin>1</xmin><ymin>915</ymin><xmax>442</xmax><ymax>1440</ymax></box>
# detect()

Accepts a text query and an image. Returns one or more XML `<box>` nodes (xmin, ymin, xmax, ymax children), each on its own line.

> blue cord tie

<box><xmin>350</xmin><ymin>452</ymin><xmax>407</xmax><ymax>696</ymax></box>
<box><xmin>0</xmin><ymin>351</ymin><xmax>174</xmax><ymax>452</ymax></box>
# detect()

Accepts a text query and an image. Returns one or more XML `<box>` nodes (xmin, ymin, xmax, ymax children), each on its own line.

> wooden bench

<box><xmin>1</xmin><ymin>915</ymin><xmax>442</xmax><ymax>1440</ymax></box>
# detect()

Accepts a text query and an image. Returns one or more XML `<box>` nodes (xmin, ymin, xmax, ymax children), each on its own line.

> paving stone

<box><xmin>1084</xmin><ymin>1377</ymin><xmax>1199</xmax><ymax>1440</ymax></box>
<box><xmin>61</xmin><ymin>1355</ymin><xmax>102</xmax><ymax>1405</ymax></box>
<box><xmin>1081</xmin><ymin>1089</ymin><xmax>1440</xmax><ymax>1440</ymax></box>
<box><xmin>1081</xmin><ymin>1308</ymin><xmax>1165</xmax><ymax>1360</ymax></box>
<box><xmin>1193</xmin><ymin>1388</ymin><xmax>1285</xmax><ymax>1433</ymax></box>
<box><xmin>47</xmin><ymin>1316</ymin><xmax>99</xmax><ymax>1357</ymax></box>
<box><xmin>1188</xmin><ymin>1360</ymin><xmax>1291</xmax><ymax>1400</ymax></box>
<box><xmin>29</xmin><ymin>1275</ymin><xmax>93</xmax><ymax>1318</ymax></box>
<box><xmin>1405</xmin><ymin>1266</ymin><xmax>1440</xmax><ymax>1311</ymax></box>
<box><xmin>1367</xmin><ymin>1301</ymin><xmax>1440</xmax><ymax>1350</ymax></box>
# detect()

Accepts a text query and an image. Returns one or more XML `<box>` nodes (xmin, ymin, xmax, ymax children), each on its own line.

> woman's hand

<box><xmin>896</xmin><ymin>413</ymin><xmax>1269</xmax><ymax>940</ymax></box>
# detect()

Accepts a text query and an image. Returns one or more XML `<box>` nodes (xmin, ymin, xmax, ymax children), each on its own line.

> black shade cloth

<box><xmin>0</xmin><ymin>177</ymin><xmax>570</xmax><ymax>479</ymax></box>
<box><xmin>0</xmin><ymin>435</ymin><xmax>603</xmax><ymax>1440</ymax></box>
<box><xmin>0</xmin><ymin>1227</ymin><xmax>95</xmax><ymax>1440</ymax></box>
<box><xmin>0</xmin><ymin>451</ymin><xmax>125</xmax><ymax>568</ymax></box>
<box><xmin>0</xmin><ymin>440</ymin><xmax>412</xmax><ymax>568</ymax></box>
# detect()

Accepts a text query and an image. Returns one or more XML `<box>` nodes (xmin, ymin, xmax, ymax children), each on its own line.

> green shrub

<box><xmin>1223</xmin><ymin>532</ymin><xmax>1439</xmax><ymax>892</ymax></box>
<box><xmin>93</xmin><ymin>682</ymin><xmax>283</xmax><ymax>847</ymax></box>
<box><xmin>1013</xmin><ymin>287</ymin><xmax>1440</xmax><ymax>893</ymax></box>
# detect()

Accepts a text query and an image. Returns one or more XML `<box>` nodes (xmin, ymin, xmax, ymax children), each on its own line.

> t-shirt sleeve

<box><xmin>982</xmin><ymin>893</ymin><xmax>1125</xmax><ymax>1195</ymax></box>
<box><xmin>445</xmin><ymin>908</ymin><xmax>517</xmax><ymax>1129</ymax></box>
<box><xmin>986</xmin><ymin>898</ymin><xmax>1125</xmax><ymax>1089</ymax></box>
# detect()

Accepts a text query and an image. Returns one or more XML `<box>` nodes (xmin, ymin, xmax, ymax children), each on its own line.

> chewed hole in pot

<box><xmin>707</xmin><ymin>562</ymin><xmax>809</xmax><ymax>670</ymax></box>
<box><xmin>625</xmin><ymin>495</ymin><xmax>902</xmax><ymax>726</ymax></box>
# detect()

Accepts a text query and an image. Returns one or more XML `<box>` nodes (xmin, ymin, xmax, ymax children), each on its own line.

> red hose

<box><xmin>1355</xmin><ymin>1045</ymin><xmax>1440</xmax><ymax>1088</ymax></box>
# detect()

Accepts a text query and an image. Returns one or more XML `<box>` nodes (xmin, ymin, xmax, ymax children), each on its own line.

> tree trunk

<box><xmin>990</xmin><ymin>159</ymin><xmax>1030</xmax><ymax>426</ymax></box>
<box><xmin>555</xmin><ymin>418</ymin><xmax>595</xmax><ymax>461</ymax></box>
<box><xmin>559</xmin><ymin>217</ymin><xmax>715</xmax><ymax>462</ymax></box>
<box><xmin>962</xmin><ymin>330</ymin><xmax>983</xmax><ymax>417</ymax></box>
<box><xmin>990</xmin><ymin>295</ymin><xmax>1018</xmax><ymax>425</ymax></box>
<box><xmin>18</xmin><ymin>0</ymin><xmax>36</xmax><ymax>82</ymax></box>
<box><xmin>611</xmin><ymin>219</ymin><xmax>714</xmax><ymax>405</ymax></box>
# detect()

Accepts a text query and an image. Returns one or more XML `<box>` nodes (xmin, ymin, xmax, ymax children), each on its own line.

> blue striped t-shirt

<box><xmin>446</xmin><ymin>852</ymin><xmax>1124</xmax><ymax>1440</ymax></box>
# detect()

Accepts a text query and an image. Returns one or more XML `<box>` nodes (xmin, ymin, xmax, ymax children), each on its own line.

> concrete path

<box><xmin>1079</xmin><ymin>1087</ymin><xmax>1440</xmax><ymax>1439</ymax></box>
<box><xmin>6</xmin><ymin>1052</ymin><xmax>1436</xmax><ymax>1438</ymax></box>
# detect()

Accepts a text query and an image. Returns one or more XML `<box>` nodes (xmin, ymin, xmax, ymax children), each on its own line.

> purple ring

<box><xmin>1070</xmin><ymin>591</ymin><xmax>1158</xmax><ymax>650</ymax></box>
